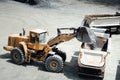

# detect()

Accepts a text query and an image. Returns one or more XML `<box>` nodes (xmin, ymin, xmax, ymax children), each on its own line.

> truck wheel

<box><xmin>11</xmin><ymin>48</ymin><xmax>25</xmax><ymax>65</ymax></box>
<box><xmin>45</xmin><ymin>55</ymin><xmax>63</xmax><ymax>72</ymax></box>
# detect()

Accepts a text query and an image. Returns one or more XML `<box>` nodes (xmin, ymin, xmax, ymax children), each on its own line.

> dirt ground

<box><xmin>0</xmin><ymin>0</ymin><xmax>120</xmax><ymax>80</ymax></box>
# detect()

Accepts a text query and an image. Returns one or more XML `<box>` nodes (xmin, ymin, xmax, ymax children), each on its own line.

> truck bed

<box><xmin>80</xmin><ymin>49</ymin><xmax>106</xmax><ymax>67</ymax></box>
<box><xmin>79</xmin><ymin>32</ymin><xmax>110</xmax><ymax>67</ymax></box>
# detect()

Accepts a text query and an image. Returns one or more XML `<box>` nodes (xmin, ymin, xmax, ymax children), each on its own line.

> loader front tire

<box><xmin>11</xmin><ymin>48</ymin><xmax>25</xmax><ymax>65</ymax></box>
<box><xmin>45</xmin><ymin>55</ymin><xmax>63</xmax><ymax>72</ymax></box>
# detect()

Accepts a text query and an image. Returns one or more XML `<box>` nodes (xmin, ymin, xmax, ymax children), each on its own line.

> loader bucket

<box><xmin>76</xmin><ymin>26</ymin><xmax>96</xmax><ymax>46</ymax></box>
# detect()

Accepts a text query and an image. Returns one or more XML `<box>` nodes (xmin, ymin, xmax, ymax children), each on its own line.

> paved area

<box><xmin>0</xmin><ymin>0</ymin><xmax>120</xmax><ymax>80</ymax></box>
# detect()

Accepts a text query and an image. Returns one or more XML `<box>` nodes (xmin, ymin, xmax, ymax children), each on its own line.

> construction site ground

<box><xmin>0</xmin><ymin>0</ymin><xmax>120</xmax><ymax>80</ymax></box>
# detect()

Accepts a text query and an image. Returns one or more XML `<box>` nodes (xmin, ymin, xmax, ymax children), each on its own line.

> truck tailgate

<box><xmin>80</xmin><ymin>49</ymin><xmax>107</xmax><ymax>67</ymax></box>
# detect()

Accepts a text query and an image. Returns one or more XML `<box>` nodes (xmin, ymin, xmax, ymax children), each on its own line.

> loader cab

<box><xmin>30</xmin><ymin>29</ymin><xmax>47</xmax><ymax>44</ymax></box>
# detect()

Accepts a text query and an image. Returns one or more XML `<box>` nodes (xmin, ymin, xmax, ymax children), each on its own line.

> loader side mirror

<box><xmin>19</xmin><ymin>33</ymin><xmax>22</xmax><ymax>36</ymax></box>
<box><xmin>30</xmin><ymin>33</ymin><xmax>36</xmax><ymax>43</ymax></box>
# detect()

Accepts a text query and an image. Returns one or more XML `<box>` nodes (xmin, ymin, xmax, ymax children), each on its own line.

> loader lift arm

<box><xmin>47</xmin><ymin>26</ymin><xmax>96</xmax><ymax>48</ymax></box>
<box><xmin>47</xmin><ymin>28</ymin><xmax>77</xmax><ymax>47</ymax></box>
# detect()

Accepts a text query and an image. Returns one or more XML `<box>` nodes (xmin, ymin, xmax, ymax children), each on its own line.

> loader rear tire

<box><xmin>11</xmin><ymin>48</ymin><xmax>25</xmax><ymax>65</ymax></box>
<box><xmin>45</xmin><ymin>55</ymin><xmax>63</xmax><ymax>72</ymax></box>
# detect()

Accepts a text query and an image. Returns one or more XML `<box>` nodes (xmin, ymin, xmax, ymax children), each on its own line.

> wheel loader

<box><xmin>3</xmin><ymin>27</ymin><xmax>96</xmax><ymax>72</ymax></box>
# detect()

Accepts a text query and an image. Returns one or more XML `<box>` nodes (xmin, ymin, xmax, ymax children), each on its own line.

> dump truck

<box><xmin>3</xmin><ymin>27</ymin><xmax>96</xmax><ymax>72</ymax></box>
<box><xmin>78</xmin><ymin>29</ymin><xmax>111</xmax><ymax>79</ymax></box>
<box><xmin>81</xmin><ymin>12</ymin><xmax>120</xmax><ymax>34</ymax></box>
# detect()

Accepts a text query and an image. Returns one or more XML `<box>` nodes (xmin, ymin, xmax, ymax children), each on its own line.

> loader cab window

<box><xmin>38</xmin><ymin>32</ymin><xmax>46</xmax><ymax>43</ymax></box>
<box><xmin>30</xmin><ymin>33</ymin><xmax>36</xmax><ymax>43</ymax></box>
<box><xmin>30</xmin><ymin>32</ymin><xmax>46</xmax><ymax>43</ymax></box>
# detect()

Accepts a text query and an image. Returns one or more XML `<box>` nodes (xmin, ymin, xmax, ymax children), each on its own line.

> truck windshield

<box><xmin>39</xmin><ymin>33</ymin><xmax>46</xmax><ymax>43</ymax></box>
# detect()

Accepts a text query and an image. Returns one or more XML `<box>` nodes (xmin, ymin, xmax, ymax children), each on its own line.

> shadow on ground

<box><xmin>63</xmin><ymin>52</ymin><xmax>79</xmax><ymax>80</ymax></box>
<box><xmin>0</xmin><ymin>52</ymin><xmax>102</xmax><ymax>80</ymax></box>
<box><xmin>0</xmin><ymin>53</ymin><xmax>10</xmax><ymax>59</ymax></box>
<box><xmin>116</xmin><ymin>60</ymin><xmax>120</xmax><ymax>80</ymax></box>
<box><xmin>0</xmin><ymin>53</ymin><xmax>46</xmax><ymax>71</ymax></box>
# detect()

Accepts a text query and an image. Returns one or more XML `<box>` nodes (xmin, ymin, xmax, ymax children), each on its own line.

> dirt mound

<box><xmin>10</xmin><ymin>0</ymin><xmax>79</xmax><ymax>8</ymax></box>
<box><xmin>34</xmin><ymin>0</ymin><xmax>67</xmax><ymax>8</ymax></box>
